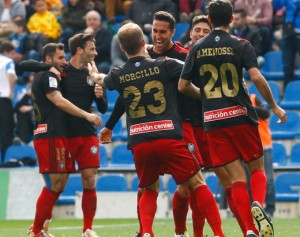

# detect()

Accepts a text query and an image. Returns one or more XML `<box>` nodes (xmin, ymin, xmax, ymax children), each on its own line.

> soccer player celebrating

<box><xmin>20</xmin><ymin>34</ymin><xmax>108</xmax><ymax>237</ymax></box>
<box><xmin>27</xmin><ymin>43</ymin><xmax>101</xmax><ymax>237</ymax></box>
<box><xmin>87</xmin><ymin>22</ymin><xmax>225</xmax><ymax>237</ymax></box>
<box><xmin>179</xmin><ymin>1</ymin><xmax>286</xmax><ymax>237</ymax></box>
<box><xmin>98</xmin><ymin>12</ymin><xmax>223</xmax><ymax>237</ymax></box>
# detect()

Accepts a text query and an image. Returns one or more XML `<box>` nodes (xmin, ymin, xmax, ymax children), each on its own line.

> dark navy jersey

<box><xmin>104</xmin><ymin>56</ymin><xmax>184</xmax><ymax>147</ymax></box>
<box><xmin>60</xmin><ymin>63</ymin><xmax>99</xmax><ymax>137</ymax></box>
<box><xmin>18</xmin><ymin>60</ymin><xmax>107</xmax><ymax>137</ymax></box>
<box><xmin>181</xmin><ymin>30</ymin><xmax>259</xmax><ymax>131</ymax></box>
<box><xmin>148</xmin><ymin>42</ymin><xmax>203</xmax><ymax>125</ymax></box>
<box><xmin>31</xmin><ymin>71</ymin><xmax>66</xmax><ymax>139</ymax></box>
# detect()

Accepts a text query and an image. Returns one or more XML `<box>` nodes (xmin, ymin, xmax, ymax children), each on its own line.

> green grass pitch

<box><xmin>0</xmin><ymin>217</ymin><xmax>299</xmax><ymax>237</ymax></box>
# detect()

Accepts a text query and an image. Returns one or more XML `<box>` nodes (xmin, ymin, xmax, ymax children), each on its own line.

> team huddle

<box><xmin>21</xmin><ymin>0</ymin><xmax>287</xmax><ymax>237</ymax></box>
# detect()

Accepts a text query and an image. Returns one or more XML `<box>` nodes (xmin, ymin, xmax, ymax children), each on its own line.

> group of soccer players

<box><xmin>22</xmin><ymin>0</ymin><xmax>287</xmax><ymax>237</ymax></box>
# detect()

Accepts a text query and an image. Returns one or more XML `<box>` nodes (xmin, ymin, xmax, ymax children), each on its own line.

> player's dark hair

<box><xmin>191</xmin><ymin>15</ymin><xmax>212</xmax><ymax>30</ymax></box>
<box><xmin>0</xmin><ymin>41</ymin><xmax>15</xmax><ymax>53</ymax></box>
<box><xmin>41</xmin><ymin>43</ymin><xmax>64</xmax><ymax>61</ymax></box>
<box><xmin>118</xmin><ymin>23</ymin><xmax>144</xmax><ymax>55</ymax></box>
<box><xmin>233</xmin><ymin>8</ymin><xmax>248</xmax><ymax>18</ymax></box>
<box><xmin>68</xmin><ymin>33</ymin><xmax>95</xmax><ymax>56</ymax></box>
<box><xmin>207</xmin><ymin>0</ymin><xmax>233</xmax><ymax>27</ymax></box>
<box><xmin>153</xmin><ymin>11</ymin><xmax>176</xmax><ymax>30</ymax></box>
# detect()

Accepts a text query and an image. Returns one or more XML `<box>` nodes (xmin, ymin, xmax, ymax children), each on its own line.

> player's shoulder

<box><xmin>229</xmin><ymin>34</ymin><xmax>251</xmax><ymax>46</ymax></box>
<box><xmin>173</xmin><ymin>41</ymin><xmax>189</xmax><ymax>54</ymax></box>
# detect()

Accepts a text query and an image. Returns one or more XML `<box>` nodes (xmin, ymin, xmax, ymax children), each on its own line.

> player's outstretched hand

<box><xmin>273</xmin><ymin>106</ymin><xmax>287</xmax><ymax>124</ymax></box>
<box><xmin>87</xmin><ymin>61</ymin><xmax>99</xmax><ymax>81</ymax></box>
<box><xmin>87</xmin><ymin>113</ymin><xmax>102</xmax><ymax>127</ymax></box>
<box><xmin>99</xmin><ymin>127</ymin><xmax>112</xmax><ymax>144</ymax></box>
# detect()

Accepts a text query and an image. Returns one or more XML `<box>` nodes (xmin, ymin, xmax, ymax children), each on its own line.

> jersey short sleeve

<box><xmin>164</xmin><ymin>57</ymin><xmax>184</xmax><ymax>79</ymax></box>
<box><xmin>6</xmin><ymin>61</ymin><xmax>16</xmax><ymax>75</ymax></box>
<box><xmin>104</xmin><ymin>72</ymin><xmax>114</xmax><ymax>91</ymax></box>
<box><xmin>40</xmin><ymin>72</ymin><xmax>60</xmax><ymax>95</ymax></box>
<box><xmin>240</xmin><ymin>41</ymin><xmax>258</xmax><ymax>71</ymax></box>
<box><xmin>180</xmin><ymin>46</ymin><xmax>196</xmax><ymax>81</ymax></box>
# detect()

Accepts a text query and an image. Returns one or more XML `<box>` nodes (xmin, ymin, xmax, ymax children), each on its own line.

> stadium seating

<box><xmin>131</xmin><ymin>175</ymin><xmax>164</xmax><ymax>191</ymax></box>
<box><xmin>98</xmin><ymin>113</ymin><xmax>127</xmax><ymax>141</ymax></box>
<box><xmin>96</xmin><ymin>174</ymin><xmax>128</xmax><ymax>191</ymax></box>
<box><xmin>12</xmin><ymin>82</ymin><xmax>29</xmax><ymax>107</ymax></box>
<box><xmin>288</xmin><ymin>143</ymin><xmax>300</xmax><ymax>165</ymax></box>
<box><xmin>272</xmin><ymin>142</ymin><xmax>287</xmax><ymax>166</ymax></box>
<box><xmin>166</xmin><ymin>176</ymin><xmax>177</xmax><ymax>194</ymax></box>
<box><xmin>106</xmin><ymin>89</ymin><xmax>119</xmax><ymax>111</ymax></box>
<box><xmin>260</xmin><ymin>51</ymin><xmax>284</xmax><ymax>81</ymax></box>
<box><xmin>100</xmin><ymin>145</ymin><xmax>108</xmax><ymax>167</ymax></box>
<box><xmin>109</xmin><ymin>143</ymin><xmax>134</xmax><ymax>166</ymax></box>
<box><xmin>275</xmin><ymin>172</ymin><xmax>300</xmax><ymax>202</ymax></box>
<box><xmin>248</xmin><ymin>80</ymin><xmax>281</xmax><ymax>106</ymax></box>
<box><xmin>173</xmin><ymin>22</ymin><xmax>190</xmax><ymax>41</ymax></box>
<box><xmin>280</xmin><ymin>80</ymin><xmax>300</xmax><ymax>110</ymax></box>
<box><xmin>205</xmin><ymin>174</ymin><xmax>221</xmax><ymax>201</ymax></box>
<box><xmin>3</xmin><ymin>144</ymin><xmax>37</xmax><ymax>163</ymax></box>
<box><xmin>269</xmin><ymin>110</ymin><xmax>300</xmax><ymax>140</ymax></box>
<box><xmin>56</xmin><ymin>175</ymin><xmax>82</xmax><ymax>205</ymax></box>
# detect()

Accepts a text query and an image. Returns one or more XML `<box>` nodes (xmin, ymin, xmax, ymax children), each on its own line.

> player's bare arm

<box><xmin>87</xmin><ymin>61</ymin><xmax>107</xmax><ymax>87</ymax></box>
<box><xmin>248</xmin><ymin>67</ymin><xmax>287</xmax><ymax>124</ymax></box>
<box><xmin>178</xmin><ymin>78</ymin><xmax>201</xmax><ymax>99</ymax></box>
<box><xmin>47</xmin><ymin>90</ymin><xmax>102</xmax><ymax>127</ymax></box>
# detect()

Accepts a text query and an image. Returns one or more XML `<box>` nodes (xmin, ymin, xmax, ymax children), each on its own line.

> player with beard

<box><xmin>87</xmin><ymin>22</ymin><xmax>225</xmax><ymax>237</ymax></box>
<box><xmin>19</xmin><ymin>34</ymin><xmax>107</xmax><ymax>237</ymax></box>
<box><xmin>27</xmin><ymin>42</ymin><xmax>102</xmax><ymax>237</ymax></box>
<box><xmin>98</xmin><ymin>11</ymin><xmax>223</xmax><ymax>237</ymax></box>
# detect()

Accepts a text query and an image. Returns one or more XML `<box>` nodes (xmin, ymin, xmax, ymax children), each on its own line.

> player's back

<box><xmin>105</xmin><ymin>56</ymin><xmax>184</xmax><ymax>147</ymax></box>
<box><xmin>187</xmin><ymin>30</ymin><xmax>259</xmax><ymax>130</ymax></box>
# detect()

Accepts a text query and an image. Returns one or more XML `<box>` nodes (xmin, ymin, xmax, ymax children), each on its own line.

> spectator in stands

<box><xmin>83</xmin><ymin>10</ymin><xmax>113</xmax><ymax>73</ymax></box>
<box><xmin>10</xmin><ymin>17</ymin><xmax>29</xmax><ymax>64</ymax></box>
<box><xmin>0</xmin><ymin>41</ymin><xmax>17</xmax><ymax>162</ymax></box>
<box><xmin>59</xmin><ymin>0</ymin><xmax>93</xmax><ymax>52</ymax></box>
<box><xmin>179</xmin><ymin>0</ymin><xmax>201</xmax><ymax>22</ymax></box>
<box><xmin>9</xmin><ymin>17</ymin><xmax>38</xmax><ymax>78</ymax></box>
<box><xmin>249</xmin><ymin>93</ymin><xmax>276</xmax><ymax>217</ymax></box>
<box><xmin>14</xmin><ymin>73</ymin><xmax>34</xmax><ymax>144</ymax></box>
<box><xmin>230</xmin><ymin>8</ymin><xmax>264</xmax><ymax>67</ymax></box>
<box><xmin>27</xmin><ymin>0</ymin><xmax>61</xmax><ymax>42</ymax></box>
<box><xmin>110</xmin><ymin>19</ymin><xmax>148</xmax><ymax>67</ymax></box>
<box><xmin>23</xmin><ymin>0</ymin><xmax>35</xmax><ymax>20</ymax></box>
<box><xmin>0</xmin><ymin>0</ymin><xmax>26</xmax><ymax>41</ymax></box>
<box><xmin>104</xmin><ymin>0</ymin><xmax>132</xmax><ymax>23</ymax></box>
<box><xmin>273</xmin><ymin>0</ymin><xmax>300</xmax><ymax>88</ymax></box>
<box><xmin>126</xmin><ymin>0</ymin><xmax>177</xmax><ymax>38</ymax></box>
<box><xmin>234</xmin><ymin>0</ymin><xmax>273</xmax><ymax>55</ymax></box>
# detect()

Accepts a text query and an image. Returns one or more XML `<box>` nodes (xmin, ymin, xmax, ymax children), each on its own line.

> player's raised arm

<box><xmin>87</xmin><ymin>61</ymin><xmax>107</xmax><ymax>87</ymax></box>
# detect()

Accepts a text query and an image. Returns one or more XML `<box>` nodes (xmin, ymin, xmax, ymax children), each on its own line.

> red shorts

<box><xmin>206</xmin><ymin>123</ymin><xmax>263</xmax><ymax>167</ymax></box>
<box><xmin>68</xmin><ymin>136</ymin><xmax>100</xmax><ymax>170</ymax></box>
<box><xmin>182</xmin><ymin>121</ymin><xmax>203</xmax><ymax>166</ymax></box>
<box><xmin>131</xmin><ymin>139</ymin><xmax>201</xmax><ymax>188</ymax></box>
<box><xmin>192</xmin><ymin>125</ymin><xmax>212</xmax><ymax>168</ymax></box>
<box><xmin>34</xmin><ymin>137</ymin><xmax>76</xmax><ymax>173</ymax></box>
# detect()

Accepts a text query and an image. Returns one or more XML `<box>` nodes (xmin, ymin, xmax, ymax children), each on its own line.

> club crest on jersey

<box><xmin>187</xmin><ymin>143</ymin><xmax>195</xmax><ymax>153</ymax></box>
<box><xmin>214</xmin><ymin>36</ymin><xmax>220</xmax><ymax>42</ymax></box>
<box><xmin>90</xmin><ymin>146</ymin><xmax>98</xmax><ymax>155</ymax></box>
<box><xmin>135</xmin><ymin>62</ymin><xmax>140</xmax><ymax>67</ymax></box>
<box><xmin>59</xmin><ymin>162</ymin><xmax>65</xmax><ymax>169</ymax></box>
<box><xmin>87</xmin><ymin>76</ymin><xmax>95</xmax><ymax>86</ymax></box>
<box><xmin>49</xmin><ymin>77</ymin><xmax>58</xmax><ymax>88</ymax></box>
